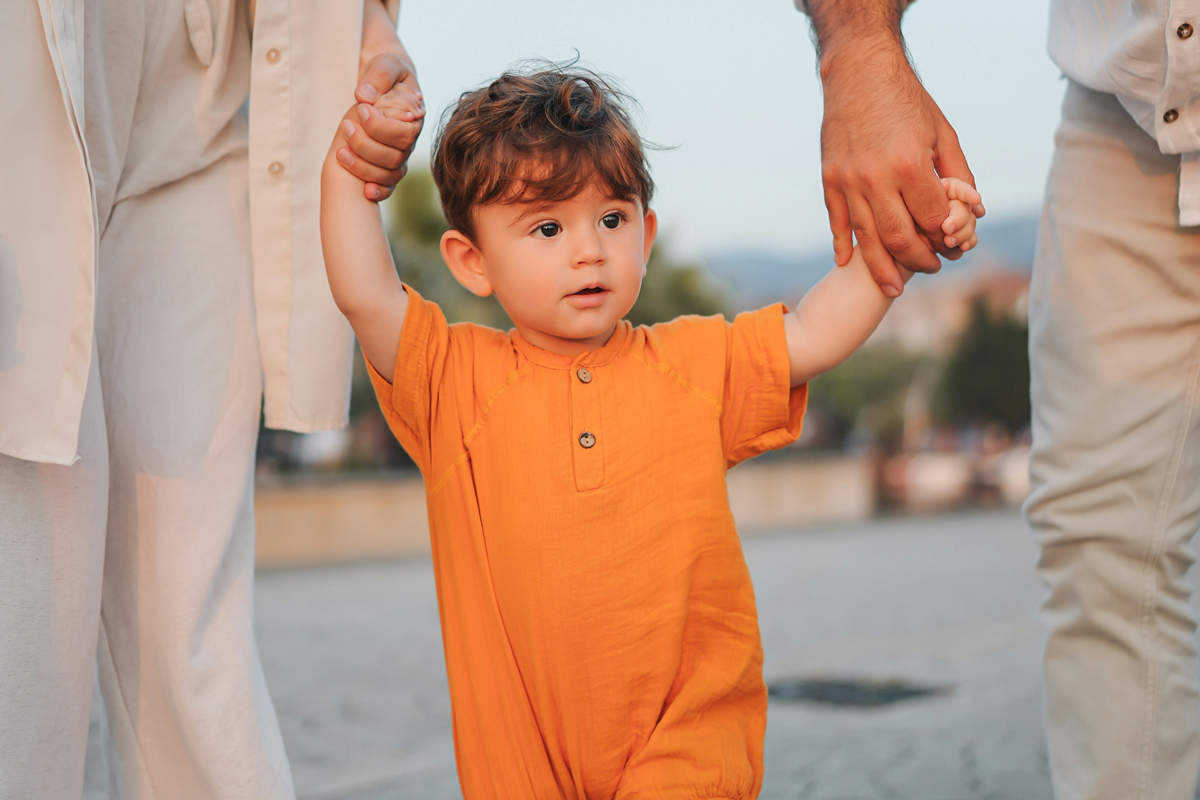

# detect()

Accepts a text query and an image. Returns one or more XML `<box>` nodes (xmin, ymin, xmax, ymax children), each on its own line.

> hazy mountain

<box><xmin>704</xmin><ymin>211</ymin><xmax>1039</xmax><ymax>309</ymax></box>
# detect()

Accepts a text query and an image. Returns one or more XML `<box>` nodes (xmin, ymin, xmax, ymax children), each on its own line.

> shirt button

<box><xmin>578</xmin><ymin>431</ymin><xmax>596</xmax><ymax>449</ymax></box>
<box><xmin>266</xmin><ymin>48</ymin><xmax>281</xmax><ymax>63</ymax></box>
<box><xmin>576</xmin><ymin>367</ymin><xmax>592</xmax><ymax>384</ymax></box>
<box><xmin>1180</xmin><ymin>22</ymin><xmax>1194</xmax><ymax>39</ymax></box>
<box><xmin>268</xmin><ymin>161</ymin><xmax>285</xmax><ymax>177</ymax></box>
<box><xmin>1165</xmin><ymin>109</ymin><xmax>1181</xmax><ymax>124</ymax></box>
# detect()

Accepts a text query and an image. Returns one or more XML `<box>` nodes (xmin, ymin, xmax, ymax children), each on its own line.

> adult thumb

<box><xmin>356</xmin><ymin>53</ymin><xmax>403</xmax><ymax>104</ymax></box>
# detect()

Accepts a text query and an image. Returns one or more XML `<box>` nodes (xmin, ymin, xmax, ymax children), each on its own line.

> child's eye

<box><xmin>601</xmin><ymin>213</ymin><xmax>624</xmax><ymax>230</ymax></box>
<box><xmin>536</xmin><ymin>222</ymin><xmax>561</xmax><ymax>238</ymax></box>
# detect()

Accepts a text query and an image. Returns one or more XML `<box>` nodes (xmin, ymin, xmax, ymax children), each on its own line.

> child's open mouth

<box><xmin>566</xmin><ymin>285</ymin><xmax>609</xmax><ymax>308</ymax></box>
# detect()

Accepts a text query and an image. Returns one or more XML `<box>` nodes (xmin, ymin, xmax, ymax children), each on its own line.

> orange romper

<box><xmin>368</xmin><ymin>286</ymin><xmax>807</xmax><ymax>800</ymax></box>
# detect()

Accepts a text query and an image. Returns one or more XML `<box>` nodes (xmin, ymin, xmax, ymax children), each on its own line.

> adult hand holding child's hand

<box><xmin>807</xmin><ymin>0</ymin><xmax>983</xmax><ymax>297</ymax></box>
<box><xmin>336</xmin><ymin>86</ymin><xmax>426</xmax><ymax>201</ymax></box>
<box><xmin>339</xmin><ymin>0</ymin><xmax>426</xmax><ymax>201</ymax></box>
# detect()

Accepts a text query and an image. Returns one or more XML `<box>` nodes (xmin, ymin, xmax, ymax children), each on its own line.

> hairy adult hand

<box><xmin>819</xmin><ymin>41</ymin><xmax>978</xmax><ymax>296</ymax></box>
<box><xmin>346</xmin><ymin>0</ymin><xmax>425</xmax><ymax>202</ymax></box>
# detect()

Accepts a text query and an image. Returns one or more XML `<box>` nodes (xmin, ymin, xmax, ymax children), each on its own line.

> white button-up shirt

<box><xmin>0</xmin><ymin>0</ymin><xmax>396</xmax><ymax>464</ymax></box>
<box><xmin>1050</xmin><ymin>0</ymin><xmax>1200</xmax><ymax>224</ymax></box>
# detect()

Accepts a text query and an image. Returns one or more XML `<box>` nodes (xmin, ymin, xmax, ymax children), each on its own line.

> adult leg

<box><xmin>93</xmin><ymin>152</ymin><xmax>294</xmax><ymax>800</ymax></box>
<box><xmin>0</xmin><ymin>351</ymin><xmax>108</xmax><ymax>796</ymax></box>
<box><xmin>1027</xmin><ymin>80</ymin><xmax>1200</xmax><ymax>800</ymax></box>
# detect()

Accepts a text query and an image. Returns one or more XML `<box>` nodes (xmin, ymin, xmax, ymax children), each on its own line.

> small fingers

<box><xmin>943</xmin><ymin>205</ymin><xmax>977</xmax><ymax>250</ymax></box>
<box><xmin>373</xmin><ymin>89</ymin><xmax>426</xmax><ymax>121</ymax></box>
<box><xmin>940</xmin><ymin>176</ymin><xmax>982</xmax><ymax>206</ymax></box>
<box><xmin>941</xmin><ymin>200</ymin><xmax>973</xmax><ymax>235</ymax></box>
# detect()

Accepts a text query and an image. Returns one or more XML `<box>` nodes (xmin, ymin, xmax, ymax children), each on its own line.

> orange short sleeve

<box><xmin>721</xmin><ymin>303</ymin><xmax>808</xmax><ymax>467</ymax></box>
<box><xmin>364</xmin><ymin>285</ymin><xmax>449</xmax><ymax>475</ymax></box>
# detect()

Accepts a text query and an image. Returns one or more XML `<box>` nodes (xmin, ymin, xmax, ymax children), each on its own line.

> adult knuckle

<box><xmin>859</xmin><ymin>167</ymin><xmax>884</xmax><ymax>193</ymax></box>
<box><xmin>892</xmin><ymin>153</ymin><xmax>920</xmax><ymax>179</ymax></box>
<box><xmin>880</xmin><ymin>230</ymin><xmax>909</xmax><ymax>252</ymax></box>
<box><xmin>821</xmin><ymin>165</ymin><xmax>845</xmax><ymax>189</ymax></box>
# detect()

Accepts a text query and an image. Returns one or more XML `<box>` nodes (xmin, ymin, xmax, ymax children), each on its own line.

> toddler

<box><xmin>321</xmin><ymin>66</ymin><xmax>979</xmax><ymax>800</ymax></box>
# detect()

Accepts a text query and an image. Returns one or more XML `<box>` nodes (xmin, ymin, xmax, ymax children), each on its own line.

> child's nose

<box><xmin>572</xmin><ymin>230</ymin><xmax>605</xmax><ymax>267</ymax></box>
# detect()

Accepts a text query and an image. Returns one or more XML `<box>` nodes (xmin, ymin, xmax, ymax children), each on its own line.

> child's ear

<box><xmin>642</xmin><ymin>208</ymin><xmax>658</xmax><ymax>267</ymax></box>
<box><xmin>441</xmin><ymin>230</ymin><xmax>493</xmax><ymax>297</ymax></box>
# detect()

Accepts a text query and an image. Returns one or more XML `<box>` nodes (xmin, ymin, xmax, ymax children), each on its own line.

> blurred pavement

<box><xmin>86</xmin><ymin>509</ymin><xmax>1055</xmax><ymax>799</ymax></box>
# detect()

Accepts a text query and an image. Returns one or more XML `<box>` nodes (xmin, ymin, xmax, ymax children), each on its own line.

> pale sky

<box><xmin>398</xmin><ymin>0</ymin><xmax>1063</xmax><ymax>258</ymax></box>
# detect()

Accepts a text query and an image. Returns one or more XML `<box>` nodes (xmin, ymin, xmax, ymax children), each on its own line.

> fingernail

<box><xmin>358</xmin><ymin>83</ymin><xmax>378</xmax><ymax>102</ymax></box>
<box><xmin>371</xmin><ymin>186</ymin><xmax>382</xmax><ymax>199</ymax></box>
<box><xmin>336</xmin><ymin>148</ymin><xmax>354</xmax><ymax>166</ymax></box>
<box><xmin>946</xmin><ymin>236</ymin><xmax>957</xmax><ymax>247</ymax></box>
<box><xmin>341</xmin><ymin>120</ymin><xmax>356</xmax><ymax>138</ymax></box>
<box><xmin>357</xmin><ymin>104</ymin><xmax>371</xmax><ymax>122</ymax></box>
<box><xmin>883</xmin><ymin>284</ymin><xmax>901</xmax><ymax>298</ymax></box>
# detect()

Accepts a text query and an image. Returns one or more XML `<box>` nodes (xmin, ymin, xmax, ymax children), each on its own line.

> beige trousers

<box><xmin>1028</xmin><ymin>80</ymin><xmax>1200</xmax><ymax>800</ymax></box>
<box><xmin>0</xmin><ymin>153</ymin><xmax>293</xmax><ymax>798</ymax></box>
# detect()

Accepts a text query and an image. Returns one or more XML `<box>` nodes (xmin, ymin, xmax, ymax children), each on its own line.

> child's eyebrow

<box><xmin>508</xmin><ymin>203</ymin><xmax>557</xmax><ymax>226</ymax></box>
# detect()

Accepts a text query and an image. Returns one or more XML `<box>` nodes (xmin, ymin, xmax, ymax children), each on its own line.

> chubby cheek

<box><xmin>612</xmin><ymin>256</ymin><xmax>645</xmax><ymax>304</ymax></box>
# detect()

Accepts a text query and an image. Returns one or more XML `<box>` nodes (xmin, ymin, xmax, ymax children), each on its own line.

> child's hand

<box><xmin>334</xmin><ymin>85</ymin><xmax>426</xmax><ymax>202</ymax></box>
<box><xmin>940</xmin><ymin>177</ymin><xmax>984</xmax><ymax>253</ymax></box>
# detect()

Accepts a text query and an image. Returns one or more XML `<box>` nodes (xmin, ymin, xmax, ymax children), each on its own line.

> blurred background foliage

<box><xmin>933</xmin><ymin>298</ymin><xmax>1031</xmax><ymax>431</ymax></box>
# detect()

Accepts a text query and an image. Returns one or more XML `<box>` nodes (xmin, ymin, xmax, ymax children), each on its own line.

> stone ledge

<box><xmin>254</xmin><ymin>455</ymin><xmax>876</xmax><ymax>568</ymax></box>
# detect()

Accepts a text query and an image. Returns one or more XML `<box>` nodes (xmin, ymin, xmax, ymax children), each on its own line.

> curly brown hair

<box><xmin>431</xmin><ymin>63</ymin><xmax>655</xmax><ymax>241</ymax></box>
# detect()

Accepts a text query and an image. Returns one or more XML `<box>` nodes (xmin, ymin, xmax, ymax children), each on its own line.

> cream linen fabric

<box><xmin>1048</xmin><ymin>0</ymin><xmax>1200</xmax><ymax>224</ymax></box>
<box><xmin>0</xmin><ymin>0</ymin><xmax>397</xmax><ymax>795</ymax></box>
<box><xmin>0</xmin><ymin>0</ymin><xmax>398</xmax><ymax>465</ymax></box>
<box><xmin>1028</xmin><ymin>81</ymin><xmax>1200</xmax><ymax>800</ymax></box>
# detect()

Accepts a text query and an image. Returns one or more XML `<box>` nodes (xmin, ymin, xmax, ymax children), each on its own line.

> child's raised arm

<box><xmin>320</xmin><ymin>89</ymin><xmax>423</xmax><ymax>383</ymax></box>
<box><xmin>784</xmin><ymin>177</ymin><xmax>981</xmax><ymax>386</ymax></box>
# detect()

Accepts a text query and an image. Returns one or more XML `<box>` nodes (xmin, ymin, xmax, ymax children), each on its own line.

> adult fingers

<box><xmin>866</xmin><ymin>183</ymin><xmax>941</xmax><ymax>274</ymax></box>
<box><xmin>932</xmin><ymin>115</ymin><xmax>975</xmax><ymax>188</ymax></box>
<box><xmin>823</xmin><ymin>183</ymin><xmax>855</xmax><ymax>266</ymax></box>
<box><xmin>895</xmin><ymin>162</ymin><xmax>955</xmax><ymax>256</ymax></box>
<box><xmin>336</xmin><ymin>146</ymin><xmax>404</xmax><ymax>187</ymax></box>
<box><xmin>341</xmin><ymin>119</ymin><xmax>406</xmax><ymax>171</ymax></box>
<box><xmin>846</xmin><ymin>194</ymin><xmax>906</xmax><ymax>297</ymax></box>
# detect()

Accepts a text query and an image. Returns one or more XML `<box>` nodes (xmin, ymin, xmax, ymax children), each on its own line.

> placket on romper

<box><xmin>569</xmin><ymin>357</ymin><xmax>604</xmax><ymax>491</ymax></box>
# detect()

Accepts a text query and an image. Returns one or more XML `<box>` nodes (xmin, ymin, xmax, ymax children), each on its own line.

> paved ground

<box><xmin>86</xmin><ymin>509</ymin><xmax>1053</xmax><ymax>799</ymax></box>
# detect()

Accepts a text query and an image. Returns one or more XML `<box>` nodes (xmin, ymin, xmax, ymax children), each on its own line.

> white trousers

<box><xmin>0</xmin><ymin>153</ymin><xmax>294</xmax><ymax>799</ymax></box>
<box><xmin>1028</xmin><ymin>80</ymin><xmax>1200</xmax><ymax>800</ymax></box>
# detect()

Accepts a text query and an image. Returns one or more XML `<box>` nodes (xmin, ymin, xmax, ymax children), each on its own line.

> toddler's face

<box><xmin>445</xmin><ymin>182</ymin><xmax>657</xmax><ymax>355</ymax></box>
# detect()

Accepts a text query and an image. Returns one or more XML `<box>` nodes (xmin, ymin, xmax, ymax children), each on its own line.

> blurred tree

<box><xmin>808</xmin><ymin>346</ymin><xmax>921</xmax><ymax>450</ymax></box>
<box><xmin>934</xmin><ymin>296</ymin><xmax>1030</xmax><ymax>431</ymax></box>
<box><xmin>626</xmin><ymin>244</ymin><xmax>729</xmax><ymax>326</ymax></box>
<box><xmin>385</xmin><ymin>168</ymin><xmax>511</xmax><ymax>328</ymax></box>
